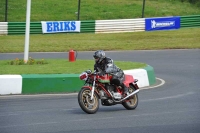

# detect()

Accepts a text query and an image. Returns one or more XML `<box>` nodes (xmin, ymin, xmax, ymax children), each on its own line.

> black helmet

<box><xmin>93</xmin><ymin>50</ymin><xmax>105</xmax><ymax>63</ymax></box>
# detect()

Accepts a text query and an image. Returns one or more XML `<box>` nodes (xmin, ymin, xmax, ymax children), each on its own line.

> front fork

<box><xmin>90</xmin><ymin>75</ymin><xmax>96</xmax><ymax>100</ymax></box>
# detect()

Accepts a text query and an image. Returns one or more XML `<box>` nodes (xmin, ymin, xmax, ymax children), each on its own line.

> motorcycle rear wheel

<box><xmin>78</xmin><ymin>87</ymin><xmax>99</xmax><ymax>114</ymax></box>
<box><xmin>122</xmin><ymin>85</ymin><xmax>138</xmax><ymax>110</ymax></box>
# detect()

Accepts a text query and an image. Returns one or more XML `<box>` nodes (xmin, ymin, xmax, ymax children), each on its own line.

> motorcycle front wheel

<box><xmin>122</xmin><ymin>85</ymin><xmax>138</xmax><ymax>110</ymax></box>
<box><xmin>78</xmin><ymin>87</ymin><xmax>99</xmax><ymax>114</ymax></box>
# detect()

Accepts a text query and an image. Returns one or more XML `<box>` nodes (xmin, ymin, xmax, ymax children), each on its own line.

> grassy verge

<box><xmin>3</xmin><ymin>0</ymin><xmax>200</xmax><ymax>21</ymax></box>
<box><xmin>0</xmin><ymin>59</ymin><xmax>146</xmax><ymax>74</ymax></box>
<box><xmin>0</xmin><ymin>28</ymin><xmax>200</xmax><ymax>53</ymax></box>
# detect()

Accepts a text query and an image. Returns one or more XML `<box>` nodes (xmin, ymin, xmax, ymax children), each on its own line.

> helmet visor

<box><xmin>93</xmin><ymin>56</ymin><xmax>99</xmax><ymax>59</ymax></box>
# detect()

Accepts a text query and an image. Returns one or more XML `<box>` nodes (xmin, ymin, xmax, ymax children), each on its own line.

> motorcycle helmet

<box><xmin>93</xmin><ymin>50</ymin><xmax>105</xmax><ymax>63</ymax></box>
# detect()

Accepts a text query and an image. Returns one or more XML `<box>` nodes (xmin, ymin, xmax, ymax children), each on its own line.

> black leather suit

<box><xmin>94</xmin><ymin>57</ymin><xmax>125</xmax><ymax>86</ymax></box>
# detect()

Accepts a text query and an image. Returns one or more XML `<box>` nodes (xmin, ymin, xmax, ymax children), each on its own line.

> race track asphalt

<box><xmin>0</xmin><ymin>49</ymin><xmax>200</xmax><ymax>133</ymax></box>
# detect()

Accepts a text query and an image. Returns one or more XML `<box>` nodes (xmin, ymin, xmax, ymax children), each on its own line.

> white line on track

<box><xmin>141</xmin><ymin>92</ymin><xmax>194</xmax><ymax>102</ymax></box>
<box><xmin>140</xmin><ymin>77</ymin><xmax>165</xmax><ymax>90</ymax></box>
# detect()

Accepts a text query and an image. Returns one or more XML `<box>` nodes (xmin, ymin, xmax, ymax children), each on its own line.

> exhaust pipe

<box><xmin>119</xmin><ymin>89</ymin><xmax>139</xmax><ymax>102</ymax></box>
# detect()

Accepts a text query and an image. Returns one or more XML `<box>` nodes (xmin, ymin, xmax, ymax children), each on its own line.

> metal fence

<box><xmin>2</xmin><ymin>0</ymin><xmax>146</xmax><ymax>22</ymax></box>
<box><xmin>2</xmin><ymin>0</ymin><xmax>200</xmax><ymax>23</ymax></box>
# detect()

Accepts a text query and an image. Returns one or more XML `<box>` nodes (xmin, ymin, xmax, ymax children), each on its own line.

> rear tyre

<box><xmin>122</xmin><ymin>85</ymin><xmax>138</xmax><ymax>110</ymax></box>
<box><xmin>78</xmin><ymin>88</ymin><xmax>99</xmax><ymax>114</ymax></box>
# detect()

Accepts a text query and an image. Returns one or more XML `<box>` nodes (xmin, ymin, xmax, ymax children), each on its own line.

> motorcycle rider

<box><xmin>93</xmin><ymin>50</ymin><xmax>129</xmax><ymax>95</ymax></box>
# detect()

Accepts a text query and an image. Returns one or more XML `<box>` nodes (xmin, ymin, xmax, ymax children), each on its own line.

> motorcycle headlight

<box><xmin>79</xmin><ymin>72</ymin><xmax>88</xmax><ymax>81</ymax></box>
<box><xmin>85</xmin><ymin>69</ymin><xmax>92</xmax><ymax>74</ymax></box>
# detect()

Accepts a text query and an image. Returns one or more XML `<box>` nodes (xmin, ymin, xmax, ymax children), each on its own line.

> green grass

<box><xmin>2</xmin><ymin>0</ymin><xmax>200</xmax><ymax>22</ymax></box>
<box><xmin>0</xmin><ymin>59</ymin><xmax>146</xmax><ymax>74</ymax></box>
<box><xmin>0</xmin><ymin>28</ymin><xmax>200</xmax><ymax>53</ymax></box>
<box><xmin>0</xmin><ymin>0</ymin><xmax>199</xmax><ymax>75</ymax></box>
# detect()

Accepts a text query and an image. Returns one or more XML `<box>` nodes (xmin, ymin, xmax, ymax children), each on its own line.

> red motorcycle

<box><xmin>78</xmin><ymin>70</ymin><xmax>139</xmax><ymax>114</ymax></box>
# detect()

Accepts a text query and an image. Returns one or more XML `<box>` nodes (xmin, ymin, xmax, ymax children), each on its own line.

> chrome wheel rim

<box><xmin>127</xmin><ymin>87</ymin><xmax>138</xmax><ymax>106</ymax></box>
<box><xmin>81</xmin><ymin>90</ymin><xmax>98</xmax><ymax>111</ymax></box>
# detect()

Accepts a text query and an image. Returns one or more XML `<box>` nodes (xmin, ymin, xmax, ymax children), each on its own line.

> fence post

<box><xmin>77</xmin><ymin>0</ymin><xmax>81</xmax><ymax>20</ymax></box>
<box><xmin>5</xmin><ymin>0</ymin><xmax>8</xmax><ymax>22</ymax></box>
<box><xmin>142</xmin><ymin>0</ymin><xmax>146</xmax><ymax>18</ymax></box>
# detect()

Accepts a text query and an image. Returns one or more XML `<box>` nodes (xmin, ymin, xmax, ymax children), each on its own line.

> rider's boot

<box><xmin>121</xmin><ymin>83</ymin><xmax>129</xmax><ymax>95</ymax></box>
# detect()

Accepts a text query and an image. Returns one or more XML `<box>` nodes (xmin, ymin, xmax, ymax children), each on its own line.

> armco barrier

<box><xmin>5</xmin><ymin>21</ymin><xmax>96</xmax><ymax>35</ymax></box>
<box><xmin>0</xmin><ymin>65</ymin><xmax>156</xmax><ymax>95</ymax></box>
<box><xmin>181</xmin><ymin>15</ymin><xmax>200</xmax><ymax>28</ymax></box>
<box><xmin>95</xmin><ymin>18</ymin><xmax>145</xmax><ymax>33</ymax></box>
<box><xmin>0</xmin><ymin>15</ymin><xmax>199</xmax><ymax>35</ymax></box>
<box><xmin>8</xmin><ymin>22</ymin><xmax>42</xmax><ymax>35</ymax></box>
<box><xmin>0</xmin><ymin>22</ymin><xmax>8</xmax><ymax>35</ymax></box>
<box><xmin>81</xmin><ymin>20</ymin><xmax>95</xmax><ymax>33</ymax></box>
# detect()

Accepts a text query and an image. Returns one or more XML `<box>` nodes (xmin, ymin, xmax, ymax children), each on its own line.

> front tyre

<box><xmin>122</xmin><ymin>85</ymin><xmax>138</xmax><ymax>110</ymax></box>
<box><xmin>78</xmin><ymin>88</ymin><xmax>99</xmax><ymax>114</ymax></box>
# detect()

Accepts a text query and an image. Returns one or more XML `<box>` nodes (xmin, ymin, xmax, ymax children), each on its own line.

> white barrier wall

<box><xmin>124</xmin><ymin>69</ymin><xmax>149</xmax><ymax>88</ymax></box>
<box><xmin>95</xmin><ymin>18</ymin><xmax>145</xmax><ymax>33</ymax></box>
<box><xmin>0</xmin><ymin>22</ymin><xmax>8</xmax><ymax>35</ymax></box>
<box><xmin>0</xmin><ymin>75</ymin><xmax>22</xmax><ymax>95</ymax></box>
<box><xmin>0</xmin><ymin>68</ymin><xmax>153</xmax><ymax>95</ymax></box>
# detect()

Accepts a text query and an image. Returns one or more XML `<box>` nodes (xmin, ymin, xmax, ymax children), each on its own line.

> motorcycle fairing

<box><xmin>123</xmin><ymin>74</ymin><xmax>134</xmax><ymax>87</ymax></box>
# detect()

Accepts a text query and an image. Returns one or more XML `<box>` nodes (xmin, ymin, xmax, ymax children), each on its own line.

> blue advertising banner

<box><xmin>145</xmin><ymin>17</ymin><xmax>180</xmax><ymax>31</ymax></box>
<box><xmin>41</xmin><ymin>21</ymin><xmax>80</xmax><ymax>33</ymax></box>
